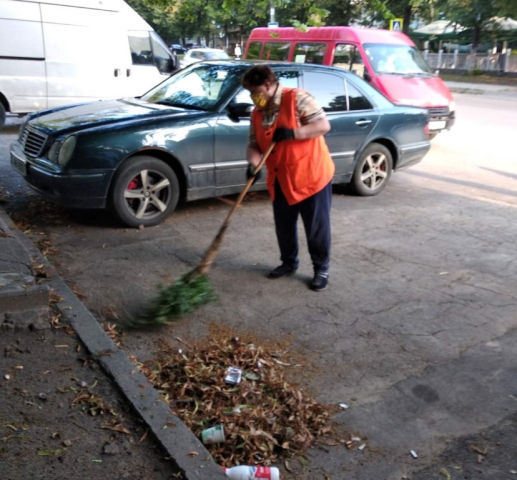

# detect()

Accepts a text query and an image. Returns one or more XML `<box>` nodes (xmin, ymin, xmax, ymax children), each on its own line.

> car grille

<box><xmin>21</xmin><ymin>126</ymin><xmax>48</xmax><ymax>157</ymax></box>
<box><xmin>428</xmin><ymin>106</ymin><xmax>450</xmax><ymax>117</ymax></box>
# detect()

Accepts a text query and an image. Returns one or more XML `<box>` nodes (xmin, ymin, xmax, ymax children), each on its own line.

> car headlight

<box><xmin>57</xmin><ymin>136</ymin><xmax>77</xmax><ymax>166</ymax></box>
<box><xmin>48</xmin><ymin>141</ymin><xmax>61</xmax><ymax>163</ymax></box>
<box><xmin>449</xmin><ymin>101</ymin><xmax>455</xmax><ymax>113</ymax></box>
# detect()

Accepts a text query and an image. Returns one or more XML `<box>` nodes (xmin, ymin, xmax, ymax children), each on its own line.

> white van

<box><xmin>0</xmin><ymin>0</ymin><xmax>177</xmax><ymax>128</ymax></box>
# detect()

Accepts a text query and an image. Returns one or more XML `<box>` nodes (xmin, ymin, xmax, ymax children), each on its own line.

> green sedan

<box><xmin>10</xmin><ymin>61</ymin><xmax>430</xmax><ymax>227</ymax></box>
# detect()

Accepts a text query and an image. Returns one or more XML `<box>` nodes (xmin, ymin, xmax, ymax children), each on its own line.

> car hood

<box><xmin>375</xmin><ymin>74</ymin><xmax>454</xmax><ymax>108</ymax></box>
<box><xmin>31</xmin><ymin>99</ymin><xmax>201</xmax><ymax>134</ymax></box>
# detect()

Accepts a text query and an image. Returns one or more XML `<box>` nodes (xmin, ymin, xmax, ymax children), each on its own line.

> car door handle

<box><xmin>355</xmin><ymin>119</ymin><xmax>372</xmax><ymax>126</ymax></box>
<box><xmin>126</xmin><ymin>69</ymin><xmax>131</xmax><ymax>77</ymax></box>
<box><xmin>114</xmin><ymin>69</ymin><xmax>121</xmax><ymax>77</ymax></box>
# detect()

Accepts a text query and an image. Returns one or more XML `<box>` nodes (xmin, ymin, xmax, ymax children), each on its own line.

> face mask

<box><xmin>251</xmin><ymin>92</ymin><xmax>267</xmax><ymax>108</ymax></box>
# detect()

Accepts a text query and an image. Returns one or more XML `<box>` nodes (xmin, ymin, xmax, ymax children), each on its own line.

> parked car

<box><xmin>179</xmin><ymin>48</ymin><xmax>231</xmax><ymax>68</ymax></box>
<box><xmin>170</xmin><ymin>44</ymin><xmax>187</xmax><ymax>55</ymax></box>
<box><xmin>10</xmin><ymin>61</ymin><xmax>430</xmax><ymax>228</ymax></box>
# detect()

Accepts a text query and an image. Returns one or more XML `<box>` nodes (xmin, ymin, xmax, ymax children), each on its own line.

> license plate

<box><xmin>11</xmin><ymin>152</ymin><xmax>27</xmax><ymax>176</ymax></box>
<box><xmin>429</xmin><ymin>120</ymin><xmax>446</xmax><ymax>130</ymax></box>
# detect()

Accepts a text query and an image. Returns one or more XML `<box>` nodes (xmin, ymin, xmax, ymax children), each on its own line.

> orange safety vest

<box><xmin>252</xmin><ymin>88</ymin><xmax>335</xmax><ymax>205</ymax></box>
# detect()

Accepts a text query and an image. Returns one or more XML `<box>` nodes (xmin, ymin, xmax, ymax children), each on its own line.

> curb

<box><xmin>0</xmin><ymin>207</ymin><xmax>227</xmax><ymax>480</ymax></box>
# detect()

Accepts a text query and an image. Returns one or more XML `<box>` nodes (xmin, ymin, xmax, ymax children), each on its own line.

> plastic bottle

<box><xmin>222</xmin><ymin>465</ymin><xmax>280</xmax><ymax>480</ymax></box>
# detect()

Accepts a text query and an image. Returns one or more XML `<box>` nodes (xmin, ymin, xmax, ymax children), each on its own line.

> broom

<box><xmin>144</xmin><ymin>143</ymin><xmax>276</xmax><ymax>326</ymax></box>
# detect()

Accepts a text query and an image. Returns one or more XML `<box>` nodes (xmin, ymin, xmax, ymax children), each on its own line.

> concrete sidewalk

<box><xmin>445</xmin><ymin>80</ymin><xmax>517</xmax><ymax>94</ymax></box>
<box><xmin>0</xmin><ymin>207</ymin><xmax>227</xmax><ymax>480</ymax></box>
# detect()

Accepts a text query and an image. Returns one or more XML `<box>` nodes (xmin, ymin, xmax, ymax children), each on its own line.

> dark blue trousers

<box><xmin>272</xmin><ymin>180</ymin><xmax>332</xmax><ymax>273</ymax></box>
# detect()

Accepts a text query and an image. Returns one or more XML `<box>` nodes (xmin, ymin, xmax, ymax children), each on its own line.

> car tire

<box><xmin>351</xmin><ymin>143</ymin><xmax>393</xmax><ymax>196</ymax></box>
<box><xmin>0</xmin><ymin>102</ymin><xmax>6</xmax><ymax>130</ymax></box>
<box><xmin>110</xmin><ymin>155</ymin><xmax>180</xmax><ymax>228</ymax></box>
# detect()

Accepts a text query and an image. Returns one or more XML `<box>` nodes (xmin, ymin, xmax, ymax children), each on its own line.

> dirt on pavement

<box><xmin>0</xmin><ymin>324</ymin><xmax>181</xmax><ymax>480</ymax></box>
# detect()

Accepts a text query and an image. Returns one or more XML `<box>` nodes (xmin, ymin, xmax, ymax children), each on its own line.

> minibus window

<box><xmin>364</xmin><ymin>44</ymin><xmax>433</xmax><ymax>75</ymax></box>
<box><xmin>350</xmin><ymin>49</ymin><xmax>366</xmax><ymax>78</ymax></box>
<box><xmin>246</xmin><ymin>42</ymin><xmax>262</xmax><ymax>59</ymax></box>
<box><xmin>293</xmin><ymin>43</ymin><xmax>326</xmax><ymax>65</ymax></box>
<box><xmin>333</xmin><ymin>44</ymin><xmax>354</xmax><ymax>70</ymax></box>
<box><xmin>263</xmin><ymin>42</ymin><xmax>291</xmax><ymax>61</ymax></box>
<box><xmin>303</xmin><ymin>72</ymin><xmax>347</xmax><ymax>112</ymax></box>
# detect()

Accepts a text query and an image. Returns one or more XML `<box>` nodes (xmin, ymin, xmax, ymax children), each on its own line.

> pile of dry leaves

<box><xmin>135</xmin><ymin>327</ymin><xmax>340</xmax><ymax>467</ymax></box>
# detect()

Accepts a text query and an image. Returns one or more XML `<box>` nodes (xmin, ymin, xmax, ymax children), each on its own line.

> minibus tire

<box><xmin>351</xmin><ymin>143</ymin><xmax>392</xmax><ymax>196</ymax></box>
<box><xmin>110</xmin><ymin>155</ymin><xmax>180</xmax><ymax>228</ymax></box>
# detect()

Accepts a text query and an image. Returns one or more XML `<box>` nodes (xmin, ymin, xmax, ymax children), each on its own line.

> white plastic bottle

<box><xmin>222</xmin><ymin>465</ymin><xmax>280</xmax><ymax>480</ymax></box>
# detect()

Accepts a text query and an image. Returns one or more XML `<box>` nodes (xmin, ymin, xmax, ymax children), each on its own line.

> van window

<box><xmin>293</xmin><ymin>43</ymin><xmax>326</xmax><ymax>65</ymax></box>
<box><xmin>150</xmin><ymin>32</ymin><xmax>174</xmax><ymax>74</ymax></box>
<box><xmin>346</xmin><ymin>82</ymin><xmax>373</xmax><ymax>111</ymax></box>
<box><xmin>263</xmin><ymin>42</ymin><xmax>291</xmax><ymax>61</ymax></box>
<box><xmin>303</xmin><ymin>72</ymin><xmax>347</xmax><ymax>112</ymax></box>
<box><xmin>246</xmin><ymin>42</ymin><xmax>262</xmax><ymax>59</ymax></box>
<box><xmin>129</xmin><ymin>32</ymin><xmax>154</xmax><ymax>65</ymax></box>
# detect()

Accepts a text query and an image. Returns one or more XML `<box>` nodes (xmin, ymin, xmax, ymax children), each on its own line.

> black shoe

<box><xmin>310</xmin><ymin>271</ymin><xmax>328</xmax><ymax>291</ymax></box>
<box><xmin>268</xmin><ymin>263</ymin><xmax>297</xmax><ymax>279</ymax></box>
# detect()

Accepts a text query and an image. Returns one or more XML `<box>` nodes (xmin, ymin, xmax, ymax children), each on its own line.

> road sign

<box><xmin>390</xmin><ymin>18</ymin><xmax>403</xmax><ymax>31</ymax></box>
<box><xmin>268</xmin><ymin>22</ymin><xmax>279</xmax><ymax>28</ymax></box>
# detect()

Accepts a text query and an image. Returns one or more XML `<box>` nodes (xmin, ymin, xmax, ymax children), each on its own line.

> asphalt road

<box><xmin>1</xmin><ymin>90</ymin><xmax>516</xmax><ymax>479</ymax></box>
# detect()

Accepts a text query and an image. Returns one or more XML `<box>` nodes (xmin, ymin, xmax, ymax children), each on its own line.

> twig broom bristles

<box><xmin>143</xmin><ymin>143</ymin><xmax>276</xmax><ymax>326</ymax></box>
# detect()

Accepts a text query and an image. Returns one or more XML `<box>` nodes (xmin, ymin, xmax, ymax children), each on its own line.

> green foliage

<box><xmin>129</xmin><ymin>0</ymin><xmax>516</xmax><ymax>49</ymax></box>
<box><xmin>131</xmin><ymin>273</ymin><xmax>215</xmax><ymax>328</ymax></box>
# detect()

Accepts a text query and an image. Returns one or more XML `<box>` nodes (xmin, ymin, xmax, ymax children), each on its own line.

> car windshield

<box><xmin>364</xmin><ymin>44</ymin><xmax>433</xmax><ymax>75</ymax></box>
<box><xmin>142</xmin><ymin>64</ymin><xmax>242</xmax><ymax>111</ymax></box>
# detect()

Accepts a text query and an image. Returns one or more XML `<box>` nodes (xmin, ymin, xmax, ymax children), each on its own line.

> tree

<box><xmin>435</xmin><ymin>0</ymin><xmax>517</xmax><ymax>50</ymax></box>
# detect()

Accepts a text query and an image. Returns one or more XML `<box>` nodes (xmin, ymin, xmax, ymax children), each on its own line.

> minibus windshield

<box><xmin>364</xmin><ymin>44</ymin><xmax>433</xmax><ymax>75</ymax></box>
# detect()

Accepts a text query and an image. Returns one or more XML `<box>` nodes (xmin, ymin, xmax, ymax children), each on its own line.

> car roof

<box><xmin>192</xmin><ymin>59</ymin><xmax>356</xmax><ymax>75</ymax></box>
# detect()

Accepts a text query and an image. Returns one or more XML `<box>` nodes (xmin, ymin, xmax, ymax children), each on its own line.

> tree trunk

<box><xmin>472</xmin><ymin>24</ymin><xmax>480</xmax><ymax>52</ymax></box>
<box><xmin>403</xmin><ymin>5</ymin><xmax>412</xmax><ymax>34</ymax></box>
<box><xmin>344</xmin><ymin>0</ymin><xmax>352</xmax><ymax>26</ymax></box>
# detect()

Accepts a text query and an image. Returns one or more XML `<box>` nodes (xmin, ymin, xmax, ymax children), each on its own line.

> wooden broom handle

<box><xmin>193</xmin><ymin>142</ymin><xmax>276</xmax><ymax>277</ymax></box>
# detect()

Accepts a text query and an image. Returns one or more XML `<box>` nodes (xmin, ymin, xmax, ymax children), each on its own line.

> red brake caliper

<box><xmin>127</xmin><ymin>177</ymin><xmax>140</xmax><ymax>206</ymax></box>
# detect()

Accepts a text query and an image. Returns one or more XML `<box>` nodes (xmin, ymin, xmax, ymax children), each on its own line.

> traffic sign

<box><xmin>389</xmin><ymin>18</ymin><xmax>403</xmax><ymax>31</ymax></box>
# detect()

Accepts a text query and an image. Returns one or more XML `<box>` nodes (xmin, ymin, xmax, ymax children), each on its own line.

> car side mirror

<box><xmin>228</xmin><ymin>102</ymin><xmax>254</xmax><ymax>120</ymax></box>
<box><xmin>363</xmin><ymin>70</ymin><xmax>372</xmax><ymax>82</ymax></box>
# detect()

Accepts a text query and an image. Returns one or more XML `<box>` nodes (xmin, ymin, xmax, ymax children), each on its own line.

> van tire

<box><xmin>0</xmin><ymin>103</ymin><xmax>6</xmax><ymax>129</ymax></box>
<box><xmin>351</xmin><ymin>143</ymin><xmax>392</xmax><ymax>196</ymax></box>
<box><xmin>110</xmin><ymin>155</ymin><xmax>180</xmax><ymax>228</ymax></box>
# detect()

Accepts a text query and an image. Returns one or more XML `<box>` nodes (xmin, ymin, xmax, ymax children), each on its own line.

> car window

<box><xmin>293</xmin><ymin>43</ymin><xmax>326</xmax><ymax>65</ymax></box>
<box><xmin>275</xmin><ymin>70</ymin><xmax>301</xmax><ymax>89</ymax></box>
<box><xmin>347</xmin><ymin>81</ymin><xmax>373</xmax><ymax>111</ymax></box>
<box><xmin>263</xmin><ymin>42</ymin><xmax>291</xmax><ymax>61</ymax></box>
<box><xmin>246</xmin><ymin>42</ymin><xmax>262</xmax><ymax>59</ymax></box>
<box><xmin>205</xmin><ymin>51</ymin><xmax>230</xmax><ymax>60</ymax></box>
<box><xmin>233</xmin><ymin>88</ymin><xmax>253</xmax><ymax>104</ymax></box>
<box><xmin>142</xmin><ymin>64</ymin><xmax>244</xmax><ymax>111</ymax></box>
<box><xmin>302</xmin><ymin>72</ymin><xmax>347</xmax><ymax>112</ymax></box>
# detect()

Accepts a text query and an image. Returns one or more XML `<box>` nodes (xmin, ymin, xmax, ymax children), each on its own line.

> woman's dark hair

<box><xmin>241</xmin><ymin>65</ymin><xmax>277</xmax><ymax>89</ymax></box>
